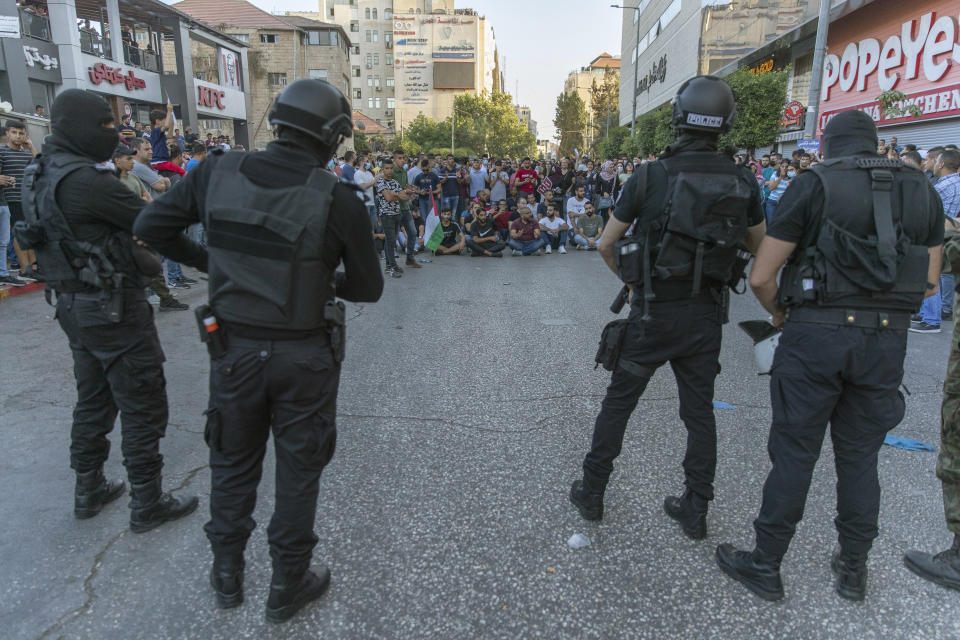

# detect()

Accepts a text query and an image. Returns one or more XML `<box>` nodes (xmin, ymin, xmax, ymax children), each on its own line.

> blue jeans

<box><xmin>164</xmin><ymin>257</ymin><xmax>183</xmax><ymax>281</ymax></box>
<box><xmin>509</xmin><ymin>238</ymin><xmax>544</xmax><ymax>255</ymax></box>
<box><xmin>920</xmin><ymin>290</ymin><xmax>942</xmax><ymax>326</ymax></box>
<box><xmin>419</xmin><ymin>196</ymin><xmax>436</xmax><ymax>219</ymax></box>
<box><xmin>765</xmin><ymin>199</ymin><xmax>779</xmax><ymax>225</ymax></box>
<box><xmin>574</xmin><ymin>233</ymin><xmax>598</xmax><ymax>249</ymax></box>
<box><xmin>0</xmin><ymin>205</ymin><xmax>9</xmax><ymax>276</ymax></box>
<box><xmin>942</xmin><ymin>273</ymin><xmax>955</xmax><ymax>314</ymax></box>
<box><xmin>442</xmin><ymin>196</ymin><xmax>459</xmax><ymax>220</ymax></box>
<box><xmin>542</xmin><ymin>230</ymin><xmax>567</xmax><ymax>250</ymax></box>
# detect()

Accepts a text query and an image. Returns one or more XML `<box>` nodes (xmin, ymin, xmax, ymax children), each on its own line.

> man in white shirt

<box><xmin>353</xmin><ymin>157</ymin><xmax>376</xmax><ymax>225</ymax></box>
<box><xmin>566</xmin><ymin>184</ymin><xmax>588</xmax><ymax>232</ymax></box>
<box><xmin>539</xmin><ymin>203</ymin><xmax>569</xmax><ymax>254</ymax></box>
<box><xmin>469</xmin><ymin>158</ymin><xmax>488</xmax><ymax>199</ymax></box>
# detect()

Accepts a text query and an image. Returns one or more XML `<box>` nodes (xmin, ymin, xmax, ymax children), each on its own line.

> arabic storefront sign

<box><xmin>751</xmin><ymin>58</ymin><xmax>775</xmax><ymax>76</ymax></box>
<box><xmin>437</xmin><ymin>44</ymin><xmax>473</xmax><ymax>51</ymax></box>
<box><xmin>88</xmin><ymin>62</ymin><xmax>146</xmax><ymax>90</ymax></box>
<box><xmin>396</xmin><ymin>38</ymin><xmax>428</xmax><ymax>46</ymax></box>
<box><xmin>820</xmin><ymin>82</ymin><xmax>960</xmax><ymax>132</ymax></box>
<box><xmin>24</xmin><ymin>45</ymin><xmax>58</xmax><ymax>70</ymax></box>
<box><xmin>432</xmin><ymin>52</ymin><xmax>473</xmax><ymax>59</ymax></box>
<box><xmin>635</xmin><ymin>55</ymin><xmax>667</xmax><ymax>96</ymax></box>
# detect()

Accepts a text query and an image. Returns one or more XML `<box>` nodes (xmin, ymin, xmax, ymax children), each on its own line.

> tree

<box><xmin>353</xmin><ymin>131</ymin><xmax>369</xmax><ymax>155</ymax></box>
<box><xmin>554</xmin><ymin>91</ymin><xmax>587</xmax><ymax>158</ymax></box>
<box><xmin>595</xmin><ymin>125</ymin><xmax>629</xmax><ymax>159</ymax></box>
<box><xmin>589</xmin><ymin>69</ymin><xmax>620</xmax><ymax>149</ymax></box>
<box><xmin>452</xmin><ymin>92</ymin><xmax>535</xmax><ymax>158</ymax></box>
<box><xmin>720</xmin><ymin>65</ymin><xmax>790</xmax><ymax>152</ymax></box>
<box><xmin>877</xmin><ymin>89</ymin><xmax>923</xmax><ymax>120</ymax></box>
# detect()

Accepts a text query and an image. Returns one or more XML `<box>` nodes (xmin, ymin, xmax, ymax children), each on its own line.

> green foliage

<box><xmin>720</xmin><ymin>65</ymin><xmax>791</xmax><ymax>151</ymax></box>
<box><xmin>590</xmin><ymin>70</ymin><xmax>620</xmax><ymax>134</ymax></box>
<box><xmin>554</xmin><ymin>91</ymin><xmax>587</xmax><ymax>158</ymax></box>
<box><xmin>400</xmin><ymin>92</ymin><xmax>534</xmax><ymax>158</ymax></box>
<box><xmin>353</xmin><ymin>131</ymin><xmax>369</xmax><ymax>155</ymax></box>
<box><xmin>877</xmin><ymin>89</ymin><xmax>923</xmax><ymax>119</ymax></box>
<box><xmin>595</xmin><ymin>125</ymin><xmax>629</xmax><ymax>159</ymax></box>
<box><xmin>427</xmin><ymin>146</ymin><xmax>476</xmax><ymax>157</ymax></box>
<box><xmin>623</xmin><ymin>105</ymin><xmax>673</xmax><ymax>157</ymax></box>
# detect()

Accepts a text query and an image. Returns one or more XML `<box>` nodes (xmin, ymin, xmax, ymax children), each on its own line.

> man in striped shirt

<box><xmin>1</xmin><ymin>120</ymin><xmax>38</xmax><ymax>280</ymax></box>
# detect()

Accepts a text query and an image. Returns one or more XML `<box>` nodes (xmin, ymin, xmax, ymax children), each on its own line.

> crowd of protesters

<box><xmin>2</xmin><ymin>116</ymin><xmax>959</xmax><ymax>308</ymax></box>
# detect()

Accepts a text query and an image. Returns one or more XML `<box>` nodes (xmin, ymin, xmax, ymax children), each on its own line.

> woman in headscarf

<box><xmin>595</xmin><ymin>160</ymin><xmax>619</xmax><ymax>225</ymax></box>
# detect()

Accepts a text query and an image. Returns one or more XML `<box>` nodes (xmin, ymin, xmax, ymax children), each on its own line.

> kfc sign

<box><xmin>823</xmin><ymin>9</ymin><xmax>960</xmax><ymax>101</ymax></box>
<box><xmin>198</xmin><ymin>85</ymin><xmax>226</xmax><ymax>110</ymax></box>
<box><xmin>88</xmin><ymin>62</ymin><xmax>146</xmax><ymax>90</ymax></box>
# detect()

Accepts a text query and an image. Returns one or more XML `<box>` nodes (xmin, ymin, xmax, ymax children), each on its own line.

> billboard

<box><xmin>434</xmin><ymin>62</ymin><xmax>475</xmax><ymax>89</ymax></box>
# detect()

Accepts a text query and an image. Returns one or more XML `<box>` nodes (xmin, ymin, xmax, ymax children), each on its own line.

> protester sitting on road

<box><xmin>574</xmin><ymin>202</ymin><xmax>603</xmax><ymax>250</ymax></box>
<box><xmin>492</xmin><ymin>199</ymin><xmax>512</xmax><ymax>241</ymax></box>
<box><xmin>434</xmin><ymin>208</ymin><xmax>464</xmax><ymax>256</ymax></box>
<box><xmin>539</xmin><ymin>204</ymin><xmax>569</xmax><ymax>254</ymax></box>
<box><xmin>566</xmin><ymin>185</ymin><xmax>589</xmax><ymax>231</ymax></box>
<box><xmin>465</xmin><ymin>207</ymin><xmax>505</xmax><ymax>258</ymax></box>
<box><xmin>509</xmin><ymin>206</ymin><xmax>544</xmax><ymax>256</ymax></box>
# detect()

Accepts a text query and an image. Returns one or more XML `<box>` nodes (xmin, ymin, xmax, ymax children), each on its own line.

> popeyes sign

<box><xmin>819</xmin><ymin>1</ymin><xmax>960</xmax><ymax>131</ymax></box>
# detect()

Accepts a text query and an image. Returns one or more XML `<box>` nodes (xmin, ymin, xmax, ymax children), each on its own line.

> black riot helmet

<box><xmin>671</xmin><ymin>75</ymin><xmax>736</xmax><ymax>135</ymax></box>
<box><xmin>268</xmin><ymin>79</ymin><xmax>353</xmax><ymax>149</ymax></box>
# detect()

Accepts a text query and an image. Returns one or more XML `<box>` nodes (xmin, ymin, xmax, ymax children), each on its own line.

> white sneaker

<box><xmin>512</xmin><ymin>249</ymin><xmax>521</xmax><ymax>256</ymax></box>
<box><xmin>575</xmin><ymin>244</ymin><xmax>584</xmax><ymax>250</ymax></box>
<box><xmin>545</xmin><ymin>245</ymin><xmax>552</xmax><ymax>254</ymax></box>
<box><xmin>559</xmin><ymin>245</ymin><xmax>567</xmax><ymax>254</ymax></box>
<box><xmin>148</xmin><ymin>294</ymin><xmax>161</xmax><ymax>305</ymax></box>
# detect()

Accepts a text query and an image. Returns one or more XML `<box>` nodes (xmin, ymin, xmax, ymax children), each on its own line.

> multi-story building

<box><xmin>616</xmin><ymin>0</ymin><xmax>821</xmax><ymax>129</ymax></box>
<box><xmin>515</xmin><ymin>104</ymin><xmax>536</xmax><ymax>139</ymax></box>
<box><xmin>174</xmin><ymin>0</ymin><xmax>350</xmax><ymax>150</ymax></box>
<box><xmin>302</xmin><ymin>0</ymin><xmax>499</xmax><ymax>136</ymax></box>
<box><xmin>564</xmin><ymin>52</ymin><xmax>620</xmax><ymax>151</ymax></box>
<box><xmin>537</xmin><ymin>138</ymin><xmax>557</xmax><ymax>160</ymax></box>
<box><xmin>2</xmin><ymin>0</ymin><xmax>251</xmax><ymax>144</ymax></box>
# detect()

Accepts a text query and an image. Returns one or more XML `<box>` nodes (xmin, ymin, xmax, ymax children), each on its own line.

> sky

<box><xmin>234</xmin><ymin>0</ymin><xmax>624</xmax><ymax>141</ymax></box>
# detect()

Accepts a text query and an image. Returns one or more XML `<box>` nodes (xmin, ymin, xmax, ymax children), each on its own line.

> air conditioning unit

<box><xmin>376</xmin><ymin>85</ymin><xmax>382</xmax><ymax>91</ymax></box>
<box><xmin>385</xmin><ymin>41</ymin><xmax>393</xmax><ymax>49</ymax></box>
<box><xmin>385</xmin><ymin>109</ymin><xmax>393</xmax><ymax>115</ymax></box>
<box><xmin>365</xmin><ymin>63</ymin><xmax>373</xmax><ymax>69</ymax></box>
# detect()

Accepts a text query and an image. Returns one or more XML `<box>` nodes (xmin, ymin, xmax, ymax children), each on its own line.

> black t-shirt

<box><xmin>470</xmin><ymin>216</ymin><xmax>498</xmax><ymax>239</ymax></box>
<box><xmin>767</xmin><ymin>166</ymin><xmax>943</xmax><ymax>249</ymax></box>
<box><xmin>440</xmin><ymin>220</ymin><xmax>461</xmax><ymax>247</ymax></box>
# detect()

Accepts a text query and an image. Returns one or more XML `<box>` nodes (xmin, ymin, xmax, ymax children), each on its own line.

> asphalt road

<box><xmin>1</xmin><ymin>251</ymin><xmax>958</xmax><ymax>640</ymax></box>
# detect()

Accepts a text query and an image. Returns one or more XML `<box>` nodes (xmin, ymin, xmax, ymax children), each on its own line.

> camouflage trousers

<box><xmin>939</xmin><ymin>297</ymin><xmax>960</xmax><ymax>535</ymax></box>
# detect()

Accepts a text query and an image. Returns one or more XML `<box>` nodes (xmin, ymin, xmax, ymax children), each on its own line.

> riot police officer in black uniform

<box><xmin>569</xmin><ymin>77</ymin><xmax>766</xmax><ymax>538</ymax></box>
<box><xmin>715</xmin><ymin>110</ymin><xmax>944</xmax><ymax>602</ymax></box>
<box><xmin>134</xmin><ymin>79</ymin><xmax>383</xmax><ymax>623</ymax></box>
<box><xmin>17</xmin><ymin>90</ymin><xmax>198</xmax><ymax>531</ymax></box>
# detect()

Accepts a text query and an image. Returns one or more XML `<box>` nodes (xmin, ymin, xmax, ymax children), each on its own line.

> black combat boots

<box><xmin>74</xmin><ymin>469</ymin><xmax>125</xmax><ymax>519</ymax></box>
<box><xmin>715</xmin><ymin>543</ymin><xmax>785</xmax><ymax>601</ymax></box>
<box><xmin>128</xmin><ymin>477</ymin><xmax>199</xmax><ymax>533</ymax></box>
<box><xmin>831</xmin><ymin>551</ymin><xmax>868</xmax><ymax>601</ymax></box>
<box><xmin>663</xmin><ymin>489</ymin><xmax>709</xmax><ymax>540</ymax></box>
<box><xmin>265</xmin><ymin>565</ymin><xmax>332</xmax><ymax>624</ymax></box>
<box><xmin>904</xmin><ymin>535</ymin><xmax>960</xmax><ymax>591</ymax></box>
<box><xmin>569</xmin><ymin>475</ymin><xmax>607</xmax><ymax>521</ymax></box>
<box><xmin>210</xmin><ymin>554</ymin><xmax>245</xmax><ymax>609</ymax></box>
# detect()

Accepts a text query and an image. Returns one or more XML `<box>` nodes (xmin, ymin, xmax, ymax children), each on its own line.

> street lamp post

<box><xmin>611</xmin><ymin>3</ymin><xmax>641</xmax><ymax>136</ymax></box>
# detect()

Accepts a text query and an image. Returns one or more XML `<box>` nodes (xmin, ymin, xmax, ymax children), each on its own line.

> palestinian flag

<box><xmin>422</xmin><ymin>193</ymin><xmax>443</xmax><ymax>251</ymax></box>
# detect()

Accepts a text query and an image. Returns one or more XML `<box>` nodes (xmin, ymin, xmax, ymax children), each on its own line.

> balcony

<box><xmin>19</xmin><ymin>7</ymin><xmax>51</xmax><ymax>41</ymax></box>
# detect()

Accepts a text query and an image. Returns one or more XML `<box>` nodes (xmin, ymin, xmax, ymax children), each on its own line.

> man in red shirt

<box><xmin>514</xmin><ymin>157</ymin><xmax>538</xmax><ymax>199</ymax></box>
<box><xmin>508</xmin><ymin>206</ymin><xmax>545</xmax><ymax>255</ymax></box>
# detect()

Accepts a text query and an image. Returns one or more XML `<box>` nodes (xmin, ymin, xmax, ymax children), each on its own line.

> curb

<box><xmin>0</xmin><ymin>281</ymin><xmax>46</xmax><ymax>300</ymax></box>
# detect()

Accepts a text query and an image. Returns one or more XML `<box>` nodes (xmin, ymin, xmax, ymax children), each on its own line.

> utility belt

<box><xmin>787</xmin><ymin>306</ymin><xmax>911</xmax><ymax>330</ymax></box>
<box><xmin>195</xmin><ymin>301</ymin><xmax>346</xmax><ymax>362</ymax></box>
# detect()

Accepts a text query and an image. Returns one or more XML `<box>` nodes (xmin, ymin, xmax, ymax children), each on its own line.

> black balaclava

<box><xmin>51</xmin><ymin>89</ymin><xmax>118</xmax><ymax>162</ymax></box>
<box><xmin>822</xmin><ymin>110</ymin><xmax>878</xmax><ymax>159</ymax></box>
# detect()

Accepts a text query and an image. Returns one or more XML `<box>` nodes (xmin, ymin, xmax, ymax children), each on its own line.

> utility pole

<box><xmin>611</xmin><ymin>4</ymin><xmax>641</xmax><ymax>136</ymax></box>
<box><xmin>803</xmin><ymin>0</ymin><xmax>833</xmax><ymax>140</ymax></box>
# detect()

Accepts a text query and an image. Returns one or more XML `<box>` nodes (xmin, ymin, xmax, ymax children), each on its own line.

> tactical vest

<box><xmin>203</xmin><ymin>153</ymin><xmax>338</xmax><ymax>331</ymax></box>
<box><xmin>778</xmin><ymin>156</ymin><xmax>930</xmax><ymax>312</ymax></box>
<box><xmin>615</xmin><ymin>152</ymin><xmax>756</xmax><ymax>305</ymax></box>
<box><xmin>16</xmin><ymin>152</ymin><xmax>140</xmax><ymax>292</ymax></box>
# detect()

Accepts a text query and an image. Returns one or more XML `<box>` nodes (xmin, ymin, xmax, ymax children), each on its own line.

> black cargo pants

<box><xmin>55</xmin><ymin>290</ymin><xmax>168</xmax><ymax>484</ymax></box>
<box><xmin>753</xmin><ymin>321</ymin><xmax>907</xmax><ymax>559</ymax></box>
<box><xmin>583</xmin><ymin>296</ymin><xmax>723</xmax><ymax>500</ymax></box>
<box><xmin>203</xmin><ymin>333</ymin><xmax>340</xmax><ymax>577</ymax></box>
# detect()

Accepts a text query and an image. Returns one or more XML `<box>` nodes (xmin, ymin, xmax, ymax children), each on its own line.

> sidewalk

<box><xmin>0</xmin><ymin>279</ymin><xmax>45</xmax><ymax>300</ymax></box>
